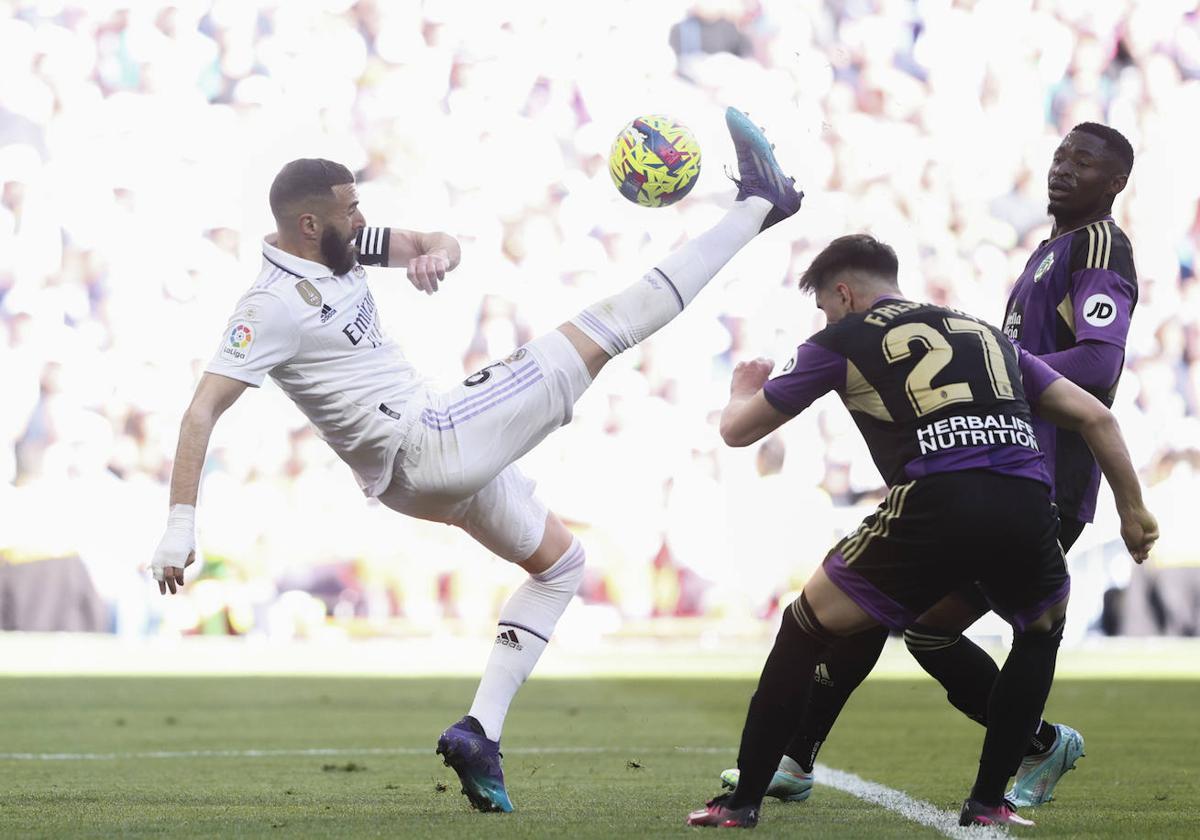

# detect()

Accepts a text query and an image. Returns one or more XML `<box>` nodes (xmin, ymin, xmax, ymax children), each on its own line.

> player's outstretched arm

<box><xmin>152</xmin><ymin>373</ymin><xmax>248</xmax><ymax>595</ymax></box>
<box><xmin>386</xmin><ymin>229</ymin><xmax>462</xmax><ymax>295</ymax></box>
<box><xmin>1033</xmin><ymin>376</ymin><xmax>1159</xmax><ymax>562</ymax></box>
<box><xmin>720</xmin><ymin>358</ymin><xmax>790</xmax><ymax>447</ymax></box>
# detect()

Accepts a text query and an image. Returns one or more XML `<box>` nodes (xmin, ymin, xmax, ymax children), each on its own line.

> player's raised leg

<box><xmin>562</xmin><ymin>107</ymin><xmax>803</xmax><ymax>378</ymax></box>
<box><xmin>418</xmin><ymin>107</ymin><xmax>804</xmax><ymax>500</ymax></box>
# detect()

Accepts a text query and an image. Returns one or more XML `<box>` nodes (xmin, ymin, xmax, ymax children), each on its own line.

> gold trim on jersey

<box><xmin>841</xmin><ymin>481</ymin><xmax>914</xmax><ymax>565</ymax></box>
<box><xmin>1085</xmin><ymin>221</ymin><xmax>1113</xmax><ymax>270</ymax></box>
<box><xmin>1056</xmin><ymin>292</ymin><xmax>1075</xmax><ymax>336</ymax></box>
<box><xmin>845</xmin><ymin>359</ymin><xmax>894</xmax><ymax>421</ymax></box>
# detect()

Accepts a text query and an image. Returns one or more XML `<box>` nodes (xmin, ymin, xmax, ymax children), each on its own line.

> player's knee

<box><xmin>903</xmin><ymin>622</ymin><xmax>960</xmax><ymax>654</ymax></box>
<box><xmin>1013</xmin><ymin>613</ymin><xmax>1066</xmax><ymax>650</ymax></box>
<box><xmin>784</xmin><ymin>592</ymin><xmax>838</xmax><ymax>647</ymax></box>
<box><xmin>1018</xmin><ymin>596</ymin><xmax>1069</xmax><ymax>638</ymax></box>
<box><xmin>531</xmin><ymin>536</ymin><xmax>585</xmax><ymax>596</ymax></box>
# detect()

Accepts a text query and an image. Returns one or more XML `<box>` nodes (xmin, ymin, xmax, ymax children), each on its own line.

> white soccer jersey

<box><xmin>206</xmin><ymin>235</ymin><xmax>425</xmax><ymax>496</ymax></box>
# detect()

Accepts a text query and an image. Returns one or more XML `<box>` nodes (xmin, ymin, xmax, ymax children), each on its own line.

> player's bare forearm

<box><xmin>388</xmin><ymin>229</ymin><xmax>461</xmax><ymax>270</ymax></box>
<box><xmin>169</xmin><ymin>412</ymin><xmax>214</xmax><ymax>507</ymax></box>
<box><xmin>168</xmin><ymin>373</ymin><xmax>248</xmax><ymax>507</ymax></box>
<box><xmin>1035</xmin><ymin>377</ymin><xmax>1158</xmax><ymax>559</ymax></box>
<box><xmin>721</xmin><ymin>359</ymin><xmax>789</xmax><ymax>447</ymax></box>
<box><xmin>1079</xmin><ymin>410</ymin><xmax>1141</xmax><ymax>507</ymax></box>
<box><xmin>386</xmin><ymin>229</ymin><xmax>460</xmax><ymax>294</ymax></box>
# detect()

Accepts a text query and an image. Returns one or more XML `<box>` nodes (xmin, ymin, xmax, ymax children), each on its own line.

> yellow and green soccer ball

<box><xmin>608</xmin><ymin>115</ymin><xmax>701</xmax><ymax>207</ymax></box>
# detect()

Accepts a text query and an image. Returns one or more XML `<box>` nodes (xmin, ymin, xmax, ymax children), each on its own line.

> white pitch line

<box><xmin>0</xmin><ymin>746</ymin><xmax>1011</xmax><ymax>838</ymax></box>
<box><xmin>815</xmin><ymin>763</ymin><xmax>1010</xmax><ymax>840</ymax></box>
<box><xmin>0</xmin><ymin>746</ymin><xmax>728</xmax><ymax>761</ymax></box>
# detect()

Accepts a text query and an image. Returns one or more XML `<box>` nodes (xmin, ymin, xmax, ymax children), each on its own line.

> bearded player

<box><xmin>719</xmin><ymin>123</ymin><xmax>1139</xmax><ymax>811</ymax></box>
<box><xmin>151</xmin><ymin>109</ymin><xmax>803</xmax><ymax>813</ymax></box>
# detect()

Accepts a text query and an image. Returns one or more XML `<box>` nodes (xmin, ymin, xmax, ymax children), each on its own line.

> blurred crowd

<box><xmin>2</xmin><ymin>0</ymin><xmax>1199</xmax><ymax>640</ymax></box>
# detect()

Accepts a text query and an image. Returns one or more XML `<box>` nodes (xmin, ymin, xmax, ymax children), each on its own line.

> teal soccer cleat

<box><xmin>436</xmin><ymin>716</ymin><xmax>514</xmax><ymax>813</ymax></box>
<box><xmin>720</xmin><ymin>766</ymin><xmax>814</xmax><ymax>802</ymax></box>
<box><xmin>1006</xmin><ymin>723</ymin><xmax>1085</xmax><ymax>807</ymax></box>
<box><xmin>724</xmin><ymin>107</ymin><xmax>804</xmax><ymax>232</ymax></box>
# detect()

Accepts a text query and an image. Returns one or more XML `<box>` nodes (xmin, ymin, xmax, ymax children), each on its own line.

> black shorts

<box><xmin>949</xmin><ymin>513</ymin><xmax>1085</xmax><ymax>619</ymax></box>
<box><xmin>822</xmin><ymin>470</ymin><xmax>1070</xmax><ymax>632</ymax></box>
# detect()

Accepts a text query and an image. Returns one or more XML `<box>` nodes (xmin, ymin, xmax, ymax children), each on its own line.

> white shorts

<box><xmin>377</xmin><ymin>330</ymin><xmax>592</xmax><ymax>562</ymax></box>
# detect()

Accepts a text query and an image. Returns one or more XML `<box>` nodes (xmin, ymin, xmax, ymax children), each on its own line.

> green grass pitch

<box><xmin>1</xmin><ymin>676</ymin><xmax>1196</xmax><ymax>838</ymax></box>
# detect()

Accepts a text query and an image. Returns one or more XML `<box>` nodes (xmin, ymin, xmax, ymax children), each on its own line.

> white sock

<box><xmin>571</xmin><ymin>196</ymin><xmax>771</xmax><ymax>356</ymax></box>
<box><xmin>467</xmin><ymin>538</ymin><xmax>586</xmax><ymax>741</ymax></box>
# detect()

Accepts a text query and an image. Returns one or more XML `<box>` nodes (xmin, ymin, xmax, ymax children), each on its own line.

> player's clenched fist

<box><xmin>730</xmin><ymin>357</ymin><xmax>775</xmax><ymax>396</ymax></box>
<box><xmin>152</xmin><ymin>504</ymin><xmax>197</xmax><ymax>595</ymax></box>
<box><xmin>1119</xmin><ymin>504</ymin><xmax>1159</xmax><ymax>564</ymax></box>
<box><xmin>407</xmin><ymin>250</ymin><xmax>451</xmax><ymax>295</ymax></box>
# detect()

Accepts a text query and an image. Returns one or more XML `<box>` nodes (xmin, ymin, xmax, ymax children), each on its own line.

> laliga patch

<box><xmin>294</xmin><ymin>279</ymin><xmax>322</xmax><ymax>307</ymax></box>
<box><xmin>1082</xmin><ymin>293</ymin><xmax>1117</xmax><ymax>327</ymax></box>
<box><xmin>221</xmin><ymin>322</ymin><xmax>254</xmax><ymax>365</ymax></box>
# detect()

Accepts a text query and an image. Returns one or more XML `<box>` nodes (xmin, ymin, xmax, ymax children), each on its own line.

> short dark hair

<box><xmin>269</xmin><ymin>158</ymin><xmax>354</xmax><ymax>221</ymax></box>
<box><xmin>798</xmin><ymin>234</ymin><xmax>899</xmax><ymax>295</ymax></box>
<box><xmin>1070</xmin><ymin>122</ymin><xmax>1134</xmax><ymax>175</ymax></box>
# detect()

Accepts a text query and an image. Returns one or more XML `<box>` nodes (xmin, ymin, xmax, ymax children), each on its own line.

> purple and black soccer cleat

<box><xmin>724</xmin><ymin>107</ymin><xmax>804</xmax><ymax>232</ymax></box>
<box><xmin>436</xmin><ymin>715</ymin><xmax>514</xmax><ymax>813</ymax></box>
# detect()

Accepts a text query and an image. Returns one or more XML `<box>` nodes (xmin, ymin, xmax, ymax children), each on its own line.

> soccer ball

<box><xmin>608</xmin><ymin>115</ymin><xmax>701</xmax><ymax>207</ymax></box>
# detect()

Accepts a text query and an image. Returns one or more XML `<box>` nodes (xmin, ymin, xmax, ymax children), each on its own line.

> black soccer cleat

<box><xmin>686</xmin><ymin>792</ymin><xmax>761</xmax><ymax>828</ymax></box>
<box><xmin>724</xmin><ymin>107</ymin><xmax>804</xmax><ymax>232</ymax></box>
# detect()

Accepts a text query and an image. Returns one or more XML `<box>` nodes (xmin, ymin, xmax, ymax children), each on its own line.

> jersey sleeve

<box><xmin>355</xmin><ymin>226</ymin><xmax>391</xmax><ymax>267</ymax></box>
<box><xmin>1016</xmin><ymin>345</ymin><xmax>1063</xmax><ymax>404</ymax></box>
<box><xmin>1067</xmin><ymin>223</ymin><xmax>1137</xmax><ymax>348</ymax></box>
<box><xmin>204</xmin><ymin>290</ymin><xmax>301</xmax><ymax>387</ymax></box>
<box><xmin>762</xmin><ymin>339</ymin><xmax>847</xmax><ymax>416</ymax></box>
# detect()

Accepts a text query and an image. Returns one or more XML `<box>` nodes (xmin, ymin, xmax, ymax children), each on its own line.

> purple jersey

<box><xmin>764</xmin><ymin>298</ymin><xmax>1060</xmax><ymax>489</ymax></box>
<box><xmin>1003</xmin><ymin>218</ymin><xmax>1138</xmax><ymax>521</ymax></box>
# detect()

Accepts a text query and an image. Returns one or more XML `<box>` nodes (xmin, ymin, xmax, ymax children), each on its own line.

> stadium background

<box><xmin>3</xmin><ymin>0</ymin><xmax>1200</xmax><ymax>657</ymax></box>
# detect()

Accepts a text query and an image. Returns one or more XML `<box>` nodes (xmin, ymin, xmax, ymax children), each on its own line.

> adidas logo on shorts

<box><xmin>495</xmin><ymin>628</ymin><xmax>523</xmax><ymax>651</ymax></box>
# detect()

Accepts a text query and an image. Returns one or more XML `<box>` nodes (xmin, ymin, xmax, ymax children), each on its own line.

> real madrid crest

<box><xmin>1033</xmin><ymin>252</ymin><xmax>1054</xmax><ymax>283</ymax></box>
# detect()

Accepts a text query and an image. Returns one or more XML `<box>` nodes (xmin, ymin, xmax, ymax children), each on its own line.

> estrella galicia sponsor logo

<box><xmin>295</xmin><ymin>279</ymin><xmax>322</xmax><ymax>307</ymax></box>
<box><xmin>221</xmin><ymin>322</ymin><xmax>253</xmax><ymax>365</ymax></box>
<box><xmin>495</xmin><ymin>628</ymin><xmax>523</xmax><ymax>651</ymax></box>
<box><xmin>1033</xmin><ymin>251</ymin><xmax>1055</xmax><ymax>282</ymax></box>
<box><xmin>1003</xmin><ymin>308</ymin><xmax>1022</xmax><ymax>340</ymax></box>
<box><xmin>1082</xmin><ymin>293</ymin><xmax>1116</xmax><ymax>327</ymax></box>
<box><xmin>319</xmin><ymin>303</ymin><xmax>337</xmax><ymax>324</ymax></box>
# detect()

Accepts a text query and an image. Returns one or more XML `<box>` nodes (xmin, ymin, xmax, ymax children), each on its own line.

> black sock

<box><xmin>1025</xmin><ymin>720</ymin><xmax>1058</xmax><ymax>757</ymax></box>
<box><xmin>785</xmin><ymin>626</ymin><xmax>889</xmax><ymax>771</ymax></box>
<box><xmin>904</xmin><ymin>623</ymin><xmax>997</xmax><ymax>727</ymax></box>
<box><xmin>970</xmin><ymin>621</ymin><xmax>1064</xmax><ymax>806</ymax></box>
<box><xmin>729</xmin><ymin>595</ymin><xmax>836</xmax><ymax>810</ymax></box>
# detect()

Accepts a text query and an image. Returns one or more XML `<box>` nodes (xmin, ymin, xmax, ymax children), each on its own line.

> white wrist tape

<box><xmin>152</xmin><ymin>504</ymin><xmax>196</xmax><ymax>581</ymax></box>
